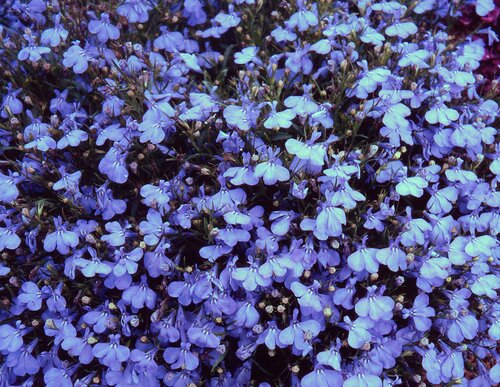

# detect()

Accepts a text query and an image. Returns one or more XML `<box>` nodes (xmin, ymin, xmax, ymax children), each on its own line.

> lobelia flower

<box><xmin>17</xmin><ymin>34</ymin><xmax>50</xmax><ymax>62</ymax></box>
<box><xmin>15</xmin><ymin>281</ymin><xmax>44</xmax><ymax>312</ymax></box>
<box><xmin>0</xmin><ymin>321</ymin><xmax>30</xmax><ymax>353</ymax></box>
<box><xmin>301</xmin><ymin>367</ymin><xmax>343</xmax><ymax>387</ymax></box>
<box><xmin>300</xmin><ymin>190</ymin><xmax>346</xmax><ymax>240</ymax></box>
<box><xmin>41</xmin><ymin>13</ymin><xmax>68</xmax><ymax>47</ymax></box>
<box><xmin>43</xmin><ymin>283</ymin><xmax>67</xmax><ymax>313</ymax></box>
<box><xmin>92</xmin><ymin>334</ymin><xmax>130</xmax><ymax>371</ymax></box>
<box><xmin>0</xmin><ymin>171</ymin><xmax>22</xmax><ymax>202</ymax></box>
<box><xmin>139</xmin><ymin>209</ymin><xmax>174</xmax><ymax>246</ymax></box>
<box><xmin>285</xmin><ymin>131</ymin><xmax>326</xmax><ymax>167</ymax></box>
<box><xmin>340</xmin><ymin>316</ymin><xmax>374</xmax><ymax>349</ymax></box>
<box><xmin>254</xmin><ymin>147</ymin><xmax>290</xmax><ymax>185</ymax></box>
<box><xmin>288</xmin><ymin>0</ymin><xmax>318</xmax><ymax>32</ymax></box>
<box><xmin>263</xmin><ymin>101</ymin><xmax>296</xmax><ymax>129</ymax></box>
<box><xmin>402</xmin><ymin>294</ymin><xmax>435</xmax><ymax>331</ymax></box>
<box><xmin>187</xmin><ymin>322</ymin><xmax>221</xmax><ymax>348</ymax></box>
<box><xmin>43</xmin><ymin>313</ymin><xmax>77</xmax><ymax>345</ymax></box>
<box><xmin>43</xmin><ymin>364</ymin><xmax>78</xmax><ymax>387</ymax></box>
<box><xmin>1</xmin><ymin>84</ymin><xmax>23</xmax><ymax>118</ymax></box>
<box><xmin>446</xmin><ymin>310</ymin><xmax>479</xmax><ymax>343</ymax></box>
<box><xmin>101</xmin><ymin>221</ymin><xmax>135</xmax><ymax>247</ymax></box>
<box><xmin>95</xmin><ymin>183</ymin><xmax>127</xmax><ymax>220</ymax></box>
<box><xmin>232</xmin><ymin>256</ymin><xmax>272</xmax><ymax>291</ymax></box>
<box><xmin>355</xmin><ymin>285</ymin><xmax>394</xmax><ymax>321</ymax></box>
<box><xmin>163</xmin><ymin>342</ymin><xmax>199</xmax><ymax>371</ymax></box>
<box><xmin>61</xmin><ymin>328</ymin><xmax>95</xmax><ymax>364</ymax></box>
<box><xmin>122</xmin><ymin>275</ymin><xmax>157</xmax><ymax>310</ymax></box>
<box><xmin>62</xmin><ymin>42</ymin><xmax>99</xmax><ymax>74</ymax></box>
<box><xmin>117</xmin><ymin>0</ymin><xmax>153</xmax><ymax>23</ymax></box>
<box><xmin>52</xmin><ymin>167</ymin><xmax>81</xmax><ymax>192</ymax></box>
<box><xmin>140</xmin><ymin>179</ymin><xmax>172</xmax><ymax>214</ymax></box>
<box><xmin>88</xmin><ymin>13</ymin><xmax>120</xmax><ymax>43</ymax></box>
<box><xmin>317</xmin><ymin>340</ymin><xmax>342</xmax><ymax>370</ymax></box>
<box><xmin>343</xmin><ymin>362</ymin><xmax>383</xmax><ymax>387</ymax></box>
<box><xmin>233</xmin><ymin>299</ymin><xmax>260</xmax><ymax>328</ymax></box>
<box><xmin>279</xmin><ymin>309</ymin><xmax>321</xmax><ymax>355</ymax></box>
<box><xmin>395</xmin><ymin>174</ymin><xmax>428</xmax><ymax>198</ymax></box>
<box><xmin>0</xmin><ymin>219</ymin><xmax>21</xmax><ymax>251</ymax></box>
<box><xmin>223</xmin><ymin>152</ymin><xmax>259</xmax><ymax>186</ymax></box>
<box><xmin>5</xmin><ymin>339</ymin><xmax>40</xmax><ymax>377</ymax></box>
<box><xmin>290</xmin><ymin>280</ymin><xmax>323</xmax><ymax>312</ymax></box>
<box><xmin>98</xmin><ymin>144</ymin><xmax>129</xmax><ymax>184</ymax></box>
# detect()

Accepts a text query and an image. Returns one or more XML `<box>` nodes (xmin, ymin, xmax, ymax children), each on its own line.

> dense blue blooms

<box><xmin>0</xmin><ymin>0</ymin><xmax>498</xmax><ymax>384</ymax></box>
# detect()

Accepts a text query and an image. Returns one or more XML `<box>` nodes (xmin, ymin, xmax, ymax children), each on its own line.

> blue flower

<box><xmin>232</xmin><ymin>257</ymin><xmax>271</xmax><ymax>291</ymax></box>
<box><xmin>290</xmin><ymin>280</ymin><xmax>322</xmax><ymax>312</ymax></box>
<box><xmin>402</xmin><ymin>294</ymin><xmax>435</xmax><ymax>331</ymax></box>
<box><xmin>470</xmin><ymin>274</ymin><xmax>500</xmax><ymax>298</ymax></box>
<box><xmin>44</xmin><ymin>283</ymin><xmax>67</xmax><ymax>313</ymax></box>
<box><xmin>343</xmin><ymin>368</ymin><xmax>382</xmax><ymax>387</ymax></box>
<box><xmin>41</xmin><ymin>13</ymin><xmax>68</xmax><ymax>47</ymax></box>
<box><xmin>62</xmin><ymin>42</ymin><xmax>98</xmax><ymax>74</ymax></box>
<box><xmin>396</xmin><ymin>175</ymin><xmax>428</xmax><ymax>198</ymax></box>
<box><xmin>101</xmin><ymin>221</ymin><xmax>134</xmax><ymax>247</ymax></box>
<box><xmin>263</xmin><ymin>101</ymin><xmax>296</xmax><ymax>129</ymax></box>
<box><xmin>285</xmin><ymin>131</ymin><xmax>326</xmax><ymax>167</ymax></box>
<box><xmin>5</xmin><ymin>339</ymin><xmax>40</xmax><ymax>377</ymax></box>
<box><xmin>476</xmin><ymin>0</ymin><xmax>495</xmax><ymax>16</ymax></box>
<box><xmin>61</xmin><ymin>328</ymin><xmax>95</xmax><ymax>364</ymax></box>
<box><xmin>340</xmin><ymin>316</ymin><xmax>374</xmax><ymax>349</ymax></box>
<box><xmin>376</xmin><ymin>241</ymin><xmax>407</xmax><ymax>272</ymax></box>
<box><xmin>122</xmin><ymin>275</ymin><xmax>157</xmax><ymax>310</ymax></box>
<box><xmin>15</xmin><ymin>281</ymin><xmax>43</xmax><ymax>313</ymax></box>
<box><xmin>288</xmin><ymin>1</ymin><xmax>318</xmax><ymax>32</ymax></box>
<box><xmin>234</xmin><ymin>46</ymin><xmax>262</xmax><ymax>65</ymax></box>
<box><xmin>17</xmin><ymin>34</ymin><xmax>50</xmax><ymax>62</ymax></box>
<box><xmin>43</xmin><ymin>216</ymin><xmax>79</xmax><ymax>254</ymax></box>
<box><xmin>187</xmin><ymin>322</ymin><xmax>221</xmax><ymax>348</ymax></box>
<box><xmin>254</xmin><ymin>147</ymin><xmax>290</xmax><ymax>185</ymax></box>
<box><xmin>355</xmin><ymin>286</ymin><xmax>394</xmax><ymax>321</ymax></box>
<box><xmin>98</xmin><ymin>145</ymin><xmax>129</xmax><ymax>184</ymax></box>
<box><xmin>301</xmin><ymin>367</ymin><xmax>343</xmax><ymax>387</ymax></box>
<box><xmin>92</xmin><ymin>334</ymin><xmax>130</xmax><ymax>371</ymax></box>
<box><xmin>0</xmin><ymin>220</ymin><xmax>21</xmax><ymax>250</ymax></box>
<box><xmin>279</xmin><ymin>309</ymin><xmax>321</xmax><ymax>355</ymax></box>
<box><xmin>44</xmin><ymin>365</ymin><xmax>78</xmax><ymax>387</ymax></box>
<box><xmin>163</xmin><ymin>342</ymin><xmax>199</xmax><ymax>371</ymax></box>
<box><xmin>447</xmin><ymin>311</ymin><xmax>479</xmax><ymax>343</ymax></box>
<box><xmin>140</xmin><ymin>180</ymin><xmax>172</xmax><ymax>214</ymax></box>
<box><xmin>257</xmin><ymin>321</ymin><xmax>283</xmax><ymax>350</ymax></box>
<box><xmin>0</xmin><ymin>321</ymin><xmax>29</xmax><ymax>353</ymax></box>
<box><xmin>139</xmin><ymin>209</ymin><xmax>174</xmax><ymax>246</ymax></box>
<box><xmin>0</xmin><ymin>171</ymin><xmax>22</xmax><ymax>202</ymax></box>
<box><xmin>386</xmin><ymin>22</ymin><xmax>417</xmax><ymax>38</ymax></box>
<box><xmin>117</xmin><ymin>0</ymin><xmax>153</xmax><ymax>23</ymax></box>
<box><xmin>88</xmin><ymin>13</ymin><xmax>120</xmax><ymax>43</ymax></box>
<box><xmin>1</xmin><ymin>85</ymin><xmax>23</xmax><ymax>117</ymax></box>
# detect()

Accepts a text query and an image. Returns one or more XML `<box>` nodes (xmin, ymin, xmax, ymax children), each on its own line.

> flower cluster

<box><xmin>0</xmin><ymin>0</ymin><xmax>499</xmax><ymax>386</ymax></box>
